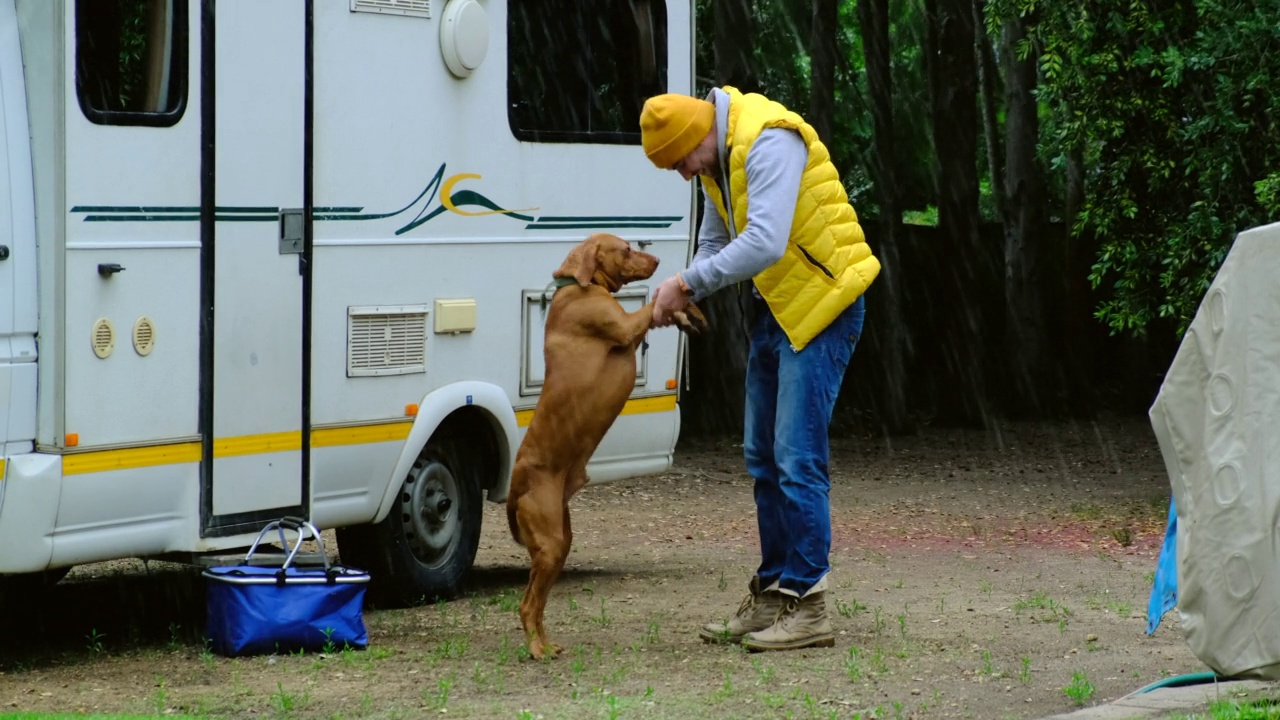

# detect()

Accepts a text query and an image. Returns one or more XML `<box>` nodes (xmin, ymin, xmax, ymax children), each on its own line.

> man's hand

<box><xmin>652</xmin><ymin>274</ymin><xmax>691</xmax><ymax>327</ymax></box>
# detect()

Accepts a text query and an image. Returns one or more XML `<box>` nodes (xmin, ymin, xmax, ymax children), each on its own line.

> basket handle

<box><xmin>243</xmin><ymin>516</ymin><xmax>331</xmax><ymax>576</ymax></box>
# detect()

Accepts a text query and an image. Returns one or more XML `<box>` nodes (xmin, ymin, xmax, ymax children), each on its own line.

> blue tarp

<box><xmin>1146</xmin><ymin>497</ymin><xmax>1179</xmax><ymax>635</ymax></box>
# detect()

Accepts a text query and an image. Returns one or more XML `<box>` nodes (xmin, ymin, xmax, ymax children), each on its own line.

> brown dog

<box><xmin>506</xmin><ymin>232</ymin><xmax>707</xmax><ymax>659</ymax></box>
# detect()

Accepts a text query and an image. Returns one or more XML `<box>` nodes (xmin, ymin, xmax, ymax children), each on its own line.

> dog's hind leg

<box><xmin>564</xmin><ymin>465</ymin><xmax>590</xmax><ymax>503</ymax></box>
<box><xmin>516</xmin><ymin>478</ymin><xmax>572</xmax><ymax>659</ymax></box>
<box><xmin>505</xmin><ymin>463</ymin><xmax>528</xmax><ymax>546</ymax></box>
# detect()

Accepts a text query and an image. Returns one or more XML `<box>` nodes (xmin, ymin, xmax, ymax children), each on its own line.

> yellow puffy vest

<box><xmin>702</xmin><ymin>86</ymin><xmax>880</xmax><ymax>351</ymax></box>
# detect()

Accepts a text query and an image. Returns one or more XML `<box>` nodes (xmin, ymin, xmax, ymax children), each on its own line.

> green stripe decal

<box><xmin>71</xmin><ymin>206</ymin><xmax>281</xmax><ymax>214</ymax></box>
<box><xmin>525</xmin><ymin>215</ymin><xmax>680</xmax><ymax>230</ymax></box>
<box><xmin>74</xmin><ymin>205</ymin><xmax>280</xmax><ymax>223</ymax></box>
<box><xmin>525</xmin><ymin>222</ymin><xmax>676</xmax><ymax>230</ymax></box>
<box><xmin>70</xmin><ymin>164</ymin><xmax>682</xmax><ymax>234</ymax></box>
<box><xmin>534</xmin><ymin>216</ymin><xmax>683</xmax><ymax>222</ymax></box>
<box><xmin>71</xmin><ymin>206</ymin><xmax>201</xmax><ymax>213</ymax></box>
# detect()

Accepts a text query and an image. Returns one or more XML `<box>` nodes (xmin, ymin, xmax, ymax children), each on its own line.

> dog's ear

<box><xmin>553</xmin><ymin>235</ymin><xmax>600</xmax><ymax>288</ymax></box>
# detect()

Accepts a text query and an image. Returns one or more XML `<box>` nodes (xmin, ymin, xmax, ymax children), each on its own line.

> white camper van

<box><xmin>0</xmin><ymin>0</ymin><xmax>695</xmax><ymax>604</ymax></box>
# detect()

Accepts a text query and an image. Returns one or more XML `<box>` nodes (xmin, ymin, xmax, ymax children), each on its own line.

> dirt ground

<box><xmin>0</xmin><ymin>416</ymin><xmax>1227</xmax><ymax>719</ymax></box>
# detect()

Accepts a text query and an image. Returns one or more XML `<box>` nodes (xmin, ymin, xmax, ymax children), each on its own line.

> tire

<box><xmin>337</xmin><ymin>432</ymin><xmax>482</xmax><ymax>607</ymax></box>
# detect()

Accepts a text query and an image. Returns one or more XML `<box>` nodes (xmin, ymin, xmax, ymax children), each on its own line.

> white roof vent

<box><xmin>440</xmin><ymin>0</ymin><xmax>489</xmax><ymax>78</ymax></box>
<box><xmin>350</xmin><ymin>0</ymin><xmax>431</xmax><ymax>18</ymax></box>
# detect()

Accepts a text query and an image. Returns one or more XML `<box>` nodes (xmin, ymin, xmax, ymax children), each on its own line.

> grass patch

<box><xmin>0</xmin><ymin>716</ymin><xmax>193</xmax><ymax>719</ymax></box>
<box><xmin>1070</xmin><ymin>503</ymin><xmax>1106</xmax><ymax>521</ymax></box>
<box><xmin>1063</xmin><ymin>670</ymin><xmax>1095</xmax><ymax>706</ymax></box>
<box><xmin>1163</xmin><ymin>698</ymin><xmax>1280</xmax><ymax>719</ymax></box>
<box><xmin>1014</xmin><ymin>592</ymin><xmax>1072</xmax><ymax>628</ymax></box>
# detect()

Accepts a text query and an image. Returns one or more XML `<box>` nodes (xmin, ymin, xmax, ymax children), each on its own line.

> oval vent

<box><xmin>91</xmin><ymin>318</ymin><xmax>115</xmax><ymax>359</ymax></box>
<box><xmin>133</xmin><ymin>316</ymin><xmax>156</xmax><ymax>356</ymax></box>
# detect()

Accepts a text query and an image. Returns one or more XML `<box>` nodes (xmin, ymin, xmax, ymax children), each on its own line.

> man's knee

<box><xmin>774</xmin><ymin>451</ymin><xmax>831</xmax><ymax>491</ymax></box>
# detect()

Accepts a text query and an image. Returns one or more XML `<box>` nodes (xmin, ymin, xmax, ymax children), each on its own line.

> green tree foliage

<box><xmin>115</xmin><ymin>1</ymin><xmax>149</xmax><ymax>109</ymax></box>
<box><xmin>694</xmin><ymin>0</ymin><xmax>1278</xmax><ymax>340</ymax></box>
<box><xmin>694</xmin><ymin>0</ymin><xmax>935</xmax><ymax>214</ymax></box>
<box><xmin>999</xmin><ymin>0</ymin><xmax>1280</xmax><ymax>336</ymax></box>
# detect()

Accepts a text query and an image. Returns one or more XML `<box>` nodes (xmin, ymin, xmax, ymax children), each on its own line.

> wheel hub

<box><xmin>403</xmin><ymin>459</ymin><xmax>460</xmax><ymax>565</ymax></box>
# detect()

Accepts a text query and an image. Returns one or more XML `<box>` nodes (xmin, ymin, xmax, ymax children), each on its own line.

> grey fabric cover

<box><xmin>1149</xmin><ymin>221</ymin><xmax>1280</xmax><ymax>679</ymax></box>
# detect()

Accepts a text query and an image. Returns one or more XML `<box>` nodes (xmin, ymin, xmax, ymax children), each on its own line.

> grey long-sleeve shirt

<box><xmin>680</xmin><ymin>89</ymin><xmax>809</xmax><ymax>301</ymax></box>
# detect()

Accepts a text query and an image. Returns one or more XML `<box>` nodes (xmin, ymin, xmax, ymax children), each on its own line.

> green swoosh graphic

<box><xmin>69</xmin><ymin>163</ymin><xmax>681</xmax><ymax>233</ymax></box>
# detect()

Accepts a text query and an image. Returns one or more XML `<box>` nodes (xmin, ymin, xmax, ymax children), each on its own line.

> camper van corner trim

<box><xmin>373</xmin><ymin>381</ymin><xmax>517</xmax><ymax>523</ymax></box>
<box><xmin>0</xmin><ymin>452</ymin><xmax>60</xmax><ymax>574</ymax></box>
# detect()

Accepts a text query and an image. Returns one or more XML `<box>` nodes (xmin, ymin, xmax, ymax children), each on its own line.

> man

<box><xmin>640</xmin><ymin>86</ymin><xmax>880</xmax><ymax>652</ymax></box>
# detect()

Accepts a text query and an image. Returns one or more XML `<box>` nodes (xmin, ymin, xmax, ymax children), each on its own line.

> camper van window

<box><xmin>508</xmin><ymin>0</ymin><xmax>668</xmax><ymax>144</ymax></box>
<box><xmin>75</xmin><ymin>0</ymin><xmax>188</xmax><ymax>127</ymax></box>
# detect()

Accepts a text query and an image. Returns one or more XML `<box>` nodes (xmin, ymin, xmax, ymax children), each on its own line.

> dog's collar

<box><xmin>544</xmin><ymin>276</ymin><xmax>579</xmax><ymax>301</ymax></box>
<box><xmin>540</xmin><ymin>276</ymin><xmax>581</xmax><ymax>316</ymax></box>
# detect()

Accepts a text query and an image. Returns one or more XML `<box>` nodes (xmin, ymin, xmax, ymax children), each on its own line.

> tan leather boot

<box><xmin>699</xmin><ymin>576</ymin><xmax>785</xmax><ymax>644</ymax></box>
<box><xmin>741</xmin><ymin>589</ymin><xmax>836</xmax><ymax>652</ymax></box>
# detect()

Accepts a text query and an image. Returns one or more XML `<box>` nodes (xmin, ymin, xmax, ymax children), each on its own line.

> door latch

<box><xmin>279</xmin><ymin>208</ymin><xmax>304</xmax><ymax>255</ymax></box>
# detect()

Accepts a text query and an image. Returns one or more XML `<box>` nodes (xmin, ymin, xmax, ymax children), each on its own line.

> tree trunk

<box><xmin>713</xmin><ymin>0</ymin><xmax>760</xmax><ymax>93</ymax></box>
<box><xmin>681</xmin><ymin>0</ymin><xmax>760</xmax><ymax>439</ymax></box>
<box><xmin>680</xmin><ymin>252</ymin><xmax>755</xmax><ymax>437</ymax></box>
<box><xmin>973</xmin><ymin>0</ymin><xmax>1005</xmax><ymax>225</ymax></box>
<box><xmin>858</xmin><ymin>0</ymin><xmax>914</xmax><ymax>434</ymax></box>
<box><xmin>1061</xmin><ymin>108</ymin><xmax>1097</xmax><ymax>416</ymax></box>
<box><xmin>808</xmin><ymin>0</ymin><xmax>838</xmax><ymax>143</ymax></box>
<box><xmin>1064</xmin><ymin>122</ymin><xmax>1085</xmax><ymax>230</ymax></box>
<box><xmin>1001</xmin><ymin>14</ymin><xmax>1053</xmax><ymax>417</ymax></box>
<box><xmin>925</xmin><ymin>0</ymin><xmax>990</xmax><ymax>427</ymax></box>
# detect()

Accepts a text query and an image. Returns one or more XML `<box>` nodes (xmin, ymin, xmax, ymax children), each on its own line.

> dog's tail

<box><xmin>506</xmin><ymin>492</ymin><xmax>525</xmax><ymax>547</ymax></box>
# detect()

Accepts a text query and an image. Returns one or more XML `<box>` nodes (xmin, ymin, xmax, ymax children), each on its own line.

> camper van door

<box><xmin>204</xmin><ymin>2</ymin><xmax>310</xmax><ymax>535</ymax></box>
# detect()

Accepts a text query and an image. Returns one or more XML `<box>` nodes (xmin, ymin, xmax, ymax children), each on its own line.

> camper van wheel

<box><xmin>337</xmin><ymin>434</ymin><xmax>482</xmax><ymax>607</ymax></box>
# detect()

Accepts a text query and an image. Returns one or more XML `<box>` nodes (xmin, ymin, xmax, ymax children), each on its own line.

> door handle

<box><xmin>279</xmin><ymin>208</ymin><xmax>304</xmax><ymax>255</ymax></box>
<box><xmin>0</xmin><ymin>245</ymin><xmax>9</xmax><ymax>260</ymax></box>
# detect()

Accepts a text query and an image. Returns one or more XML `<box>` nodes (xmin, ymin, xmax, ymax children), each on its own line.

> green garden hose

<box><xmin>1130</xmin><ymin>671</ymin><xmax>1224</xmax><ymax>696</ymax></box>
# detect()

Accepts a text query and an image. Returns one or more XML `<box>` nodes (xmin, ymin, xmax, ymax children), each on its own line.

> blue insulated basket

<box><xmin>204</xmin><ymin>517</ymin><xmax>370</xmax><ymax>657</ymax></box>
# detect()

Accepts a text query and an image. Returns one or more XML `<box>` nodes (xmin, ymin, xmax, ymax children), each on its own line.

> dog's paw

<box><xmin>528</xmin><ymin>638</ymin><xmax>564</xmax><ymax>660</ymax></box>
<box><xmin>672</xmin><ymin>302</ymin><xmax>709</xmax><ymax>336</ymax></box>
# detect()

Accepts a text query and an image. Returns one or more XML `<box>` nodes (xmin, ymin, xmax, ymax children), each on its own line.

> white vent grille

<box><xmin>350</xmin><ymin>0</ymin><xmax>431</xmax><ymax>18</ymax></box>
<box><xmin>347</xmin><ymin>306</ymin><xmax>428</xmax><ymax>377</ymax></box>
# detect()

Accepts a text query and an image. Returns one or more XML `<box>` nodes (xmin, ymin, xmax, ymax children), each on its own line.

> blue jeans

<box><xmin>744</xmin><ymin>294</ymin><xmax>865</xmax><ymax>597</ymax></box>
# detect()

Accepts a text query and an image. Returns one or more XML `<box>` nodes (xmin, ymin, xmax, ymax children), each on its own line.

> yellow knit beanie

<box><xmin>640</xmin><ymin>94</ymin><xmax>715</xmax><ymax>169</ymax></box>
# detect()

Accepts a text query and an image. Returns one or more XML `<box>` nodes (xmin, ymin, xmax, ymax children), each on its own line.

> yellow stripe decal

<box><xmin>63</xmin><ymin>442</ymin><xmax>202</xmax><ymax>475</ymax></box>
<box><xmin>0</xmin><ymin>458</ymin><xmax>6</xmax><ymax>480</ymax></box>
<box><xmin>59</xmin><ymin>396</ymin><xmax>674</xmax><ymax>475</ymax></box>
<box><xmin>620</xmin><ymin>394</ymin><xmax>678</xmax><ymax>416</ymax></box>
<box><xmin>312</xmin><ymin>422</ymin><xmax>412</xmax><ymax>447</ymax></box>
<box><xmin>516</xmin><ymin>394</ymin><xmax>677</xmax><ymax>428</ymax></box>
<box><xmin>62</xmin><ymin>422</ymin><xmax>412</xmax><ymax>476</ymax></box>
<box><xmin>214</xmin><ymin>430</ymin><xmax>300</xmax><ymax>458</ymax></box>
